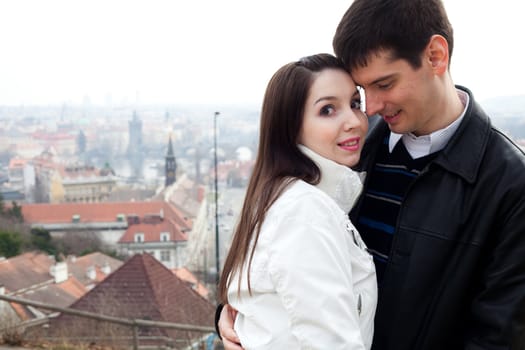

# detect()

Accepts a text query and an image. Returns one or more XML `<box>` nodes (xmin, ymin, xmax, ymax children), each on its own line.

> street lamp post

<box><xmin>214</xmin><ymin>111</ymin><xmax>220</xmax><ymax>285</ymax></box>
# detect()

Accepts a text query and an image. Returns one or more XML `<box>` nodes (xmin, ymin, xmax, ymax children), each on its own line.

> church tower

<box><xmin>165</xmin><ymin>134</ymin><xmax>176</xmax><ymax>186</ymax></box>
<box><xmin>128</xmin><ymin>110</ymin><xmax>144</xmax><ymax>179</ymax></box>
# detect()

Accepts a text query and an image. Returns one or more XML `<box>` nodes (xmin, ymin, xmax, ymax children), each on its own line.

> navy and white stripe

<box><xmin>355</xmin><ymin>136</ymin><xmax>438</xmax><ymax>283</ymax></box>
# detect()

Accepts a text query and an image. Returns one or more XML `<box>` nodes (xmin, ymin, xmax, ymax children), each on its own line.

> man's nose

<box><xmin>365</xmin><ymin>92</ymin><xmax>383</xmax><ymax>116</ymax></box>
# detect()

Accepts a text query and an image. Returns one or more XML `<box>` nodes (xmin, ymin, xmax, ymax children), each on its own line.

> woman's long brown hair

<box><xmin>218</xmin><ymin>54</ymin><xmax>347</xmax><ymax>303</ymax></box>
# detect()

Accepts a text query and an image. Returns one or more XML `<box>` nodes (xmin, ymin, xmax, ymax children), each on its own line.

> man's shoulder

<box><xmin>489</xmin><ymin>125</ymin><xmax>525</xmax><ymax>158</ymax></box>
<box><xmin>458</xmin><ymin>100</ymin><xmax>524</xmax><ymax>165</ymax></box>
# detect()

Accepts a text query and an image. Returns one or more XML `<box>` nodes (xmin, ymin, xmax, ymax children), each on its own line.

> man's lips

<box><xmin>382</xmin><ymin>110</ymin><xmax>401</xmax><ymax>122</ymax></box>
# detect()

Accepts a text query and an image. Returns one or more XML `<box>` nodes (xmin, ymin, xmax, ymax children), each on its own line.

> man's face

<box><xmin>351</xmin><ymin>50</ymin><xmax>440</xmax><ymax>136</ymax></box>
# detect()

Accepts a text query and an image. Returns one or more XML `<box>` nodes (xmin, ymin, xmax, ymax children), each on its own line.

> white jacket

<box><xmin>228</xmin><ymin>146</ymin><xmax>377</xmax><ymax>350</ymax></box>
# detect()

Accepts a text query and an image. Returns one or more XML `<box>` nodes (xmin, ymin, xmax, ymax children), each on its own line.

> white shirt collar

<box><xmin>298</xmin><ymin>144</ymin><xmax>363</xmax><ymax>213</ymax></box>
<box><xmin>389</xmin><ymin>89</ymin><xmax>469</xmax><ymax>159</ymax></box>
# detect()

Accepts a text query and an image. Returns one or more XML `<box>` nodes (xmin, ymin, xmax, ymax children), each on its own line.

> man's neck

<box><xmin>414</xmin><ymin>82</ymin><xmax>465</xmax><ymax>137</ymax></box>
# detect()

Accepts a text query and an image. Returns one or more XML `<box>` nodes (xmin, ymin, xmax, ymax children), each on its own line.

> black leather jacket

<box><xmin>351</xmin><ymin>86</ymin><xmax>525</xmax><ymax>350</ymax></box>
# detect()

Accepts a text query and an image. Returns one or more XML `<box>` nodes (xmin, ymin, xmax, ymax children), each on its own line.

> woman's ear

<box><xmin>426</xmin><ymin>34</ymin><xmax>449</xmax><ymax>75</ymax></box>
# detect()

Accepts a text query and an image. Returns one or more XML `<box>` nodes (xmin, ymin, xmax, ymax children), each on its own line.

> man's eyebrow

<box><xmin>369</xmin><ymin>73</ymin><xmax>396</xmax><ymax>86</ymax></box>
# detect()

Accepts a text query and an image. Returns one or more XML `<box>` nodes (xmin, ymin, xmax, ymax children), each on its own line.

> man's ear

<box><xmin>426</xmin><ymin>34</ymin><xmax>449</xmax><ymax>75</ymax></box>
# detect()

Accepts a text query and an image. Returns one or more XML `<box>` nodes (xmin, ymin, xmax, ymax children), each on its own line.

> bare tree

<box><xmin>53</xmin><ymin>231</ymin><xmax>103</xmax><ymax>257</ymax></box>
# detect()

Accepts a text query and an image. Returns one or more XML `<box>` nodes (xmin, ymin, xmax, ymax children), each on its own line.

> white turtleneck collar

<box><xmin>298</xmin><ymin>144</ymin><xmax>363</xmax><ymax>213</ymax></box>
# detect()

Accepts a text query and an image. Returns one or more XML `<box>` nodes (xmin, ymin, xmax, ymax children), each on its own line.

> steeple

<box><xmin>165</xmin><ymin>134</ymin><xmax>176</xmax><ymax>186</ymax></box>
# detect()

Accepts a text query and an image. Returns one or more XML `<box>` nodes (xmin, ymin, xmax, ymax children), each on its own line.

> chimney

<box><xmin>53</xmin><ymin>262</ymin><xmax>68</xmax><ymax>283</ymax></box>
<box><xmin>86</xmin><ymin>266</ymin><xmax>96</xmax><ymax>280</ymax></box>
<box><xmin>101</xmin><ymin>262</ymin><xmax>111</xmax><ymax>275</ymax></box>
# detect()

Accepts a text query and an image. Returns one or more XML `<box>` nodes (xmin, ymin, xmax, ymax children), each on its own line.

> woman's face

<box><xmin>298</xmin><ymin>68</ymin><xmax>368</xmax><ymax>167</ymax></box>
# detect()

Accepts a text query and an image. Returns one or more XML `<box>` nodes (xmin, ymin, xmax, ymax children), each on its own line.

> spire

<box><xmin>165</xmin><ymin>133</ymin><xmax>177</xmax><ymax>187</ymax></box>
<box><xmin>166</xmin><ymin>134</ymin><xmax>174</xmax><ymax>157</ymax></box>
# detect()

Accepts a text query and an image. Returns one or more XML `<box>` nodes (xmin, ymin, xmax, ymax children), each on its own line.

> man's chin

<box><xmin>386</xmin><ymin>124</ymin><xmax>406</xmax><ymax>134</ymax></box>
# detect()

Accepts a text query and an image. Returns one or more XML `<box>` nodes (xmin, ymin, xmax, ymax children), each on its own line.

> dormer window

<box><xmin>134</xmin><ymin>233</ymin><xmax>144</xmax><ymax>243</ymax></box>
<box><xmin>160</xmin><ymin>232</ymin><xmax>170</xmax><ymax>242</ymax></box>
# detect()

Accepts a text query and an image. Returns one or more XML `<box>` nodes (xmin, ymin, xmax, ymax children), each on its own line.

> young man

<box><xmin>218</xmin><ymin>0</ymin><xmax>525</xmax><ymax>349</ymax></box>
<box><xmin>332</xmin><ymin>0</ymin><xmax>525</xmax><ymax>349</ymax></box>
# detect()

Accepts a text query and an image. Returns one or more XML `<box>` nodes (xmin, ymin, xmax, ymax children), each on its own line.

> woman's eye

<box><xmin>320</xmin><ymin>105</ymin><xmax>335</xmax><ymax>116</ymax></box>
<box><xmin>351</xmin><ymin>99</ymin><xmax>361</xmax><ymax>110</ymax></box>
<box><xmin>377</xmin><ymin>82</ymin><xmax>392</xmax><ymax>90</ymax></box>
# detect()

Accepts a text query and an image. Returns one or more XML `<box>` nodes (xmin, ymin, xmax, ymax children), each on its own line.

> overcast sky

<box><xmin>0</xmin><ymin>0</ymin><xmax>523</xmax><ymax>107</ymax></box>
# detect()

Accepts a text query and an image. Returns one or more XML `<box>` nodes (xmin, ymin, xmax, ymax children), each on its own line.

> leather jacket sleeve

<box><xmin>466</xmin><ymin>188</ymin><xmax>525</xmax><ymax>349</ymax></box>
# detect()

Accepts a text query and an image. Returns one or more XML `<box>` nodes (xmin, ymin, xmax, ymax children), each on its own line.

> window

<box><xmin>134</xmin><ymin>233</ymin><xmax>144</xmax><ymax>243</ymax></box>
<box><xmin>160</xmin><ymin>250</ymin><xmax>170</xmax><ymax>262</ymax></box>
<box><xmin>160</xmin><ymin>232</ymin><xmax>170</xmax><ymax>242</ymax></box>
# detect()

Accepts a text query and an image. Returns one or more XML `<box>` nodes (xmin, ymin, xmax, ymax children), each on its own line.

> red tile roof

<box><xmin>8</xmin><ymin>157</ymin><xmax>27</xmax><ymax>168</ymax></box>
<box><xmin>66</xmin><ymin>252</ymin><xmax>123</xmax><ymax>285</ymax></box>
<box><xmin>118</xmin><ymin>219</ymin><xmax>188</xmax><ymax>243</ymax></box>
<box><xmin>0</xmin><ymin>252</ymin><xmax>55</xmax><ymax>291</ymax></box>
<box><xmin>49</xmin><ymin>253</ymin><xmax>215</xmax><ymax>345</ymax></box>
<box><xmin>10</xmin><ymin>301</ymin><xmax>33</xmax><ymax>321</ymax></box>
<box><xmin>21</xmin><ymin>201</ymin><xmax>192</xmax><ymax>231</ymax></box>
<box><xmin>172</xmin><ymin>267</ymin><xmax>210</xmax><ymax>300</ymax></box>
<box><xmin>159</xmin><ymin>175</ymin><xmax>205</xmax><ymax>218</ymax></box>
<box><xmin>57</xmin><ymin>164</ymin><xmax>102</xmax><ymax>179</ymax></box>
<box><xmin>22</xmin><ymin>277</ymin><xmax>86</xmax><ymax>309</ymax></box>
<box><xmin>0</xmin><ymin>252</ymin><xmax>90</xmax><ymax>319</ymax></box>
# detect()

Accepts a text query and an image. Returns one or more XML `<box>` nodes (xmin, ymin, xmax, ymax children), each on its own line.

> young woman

<box><xmin>218</xmin><ymin>53</ymin><xmax>377</xmax><ymax>350</ymax></box>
